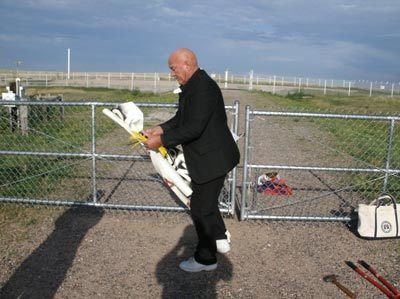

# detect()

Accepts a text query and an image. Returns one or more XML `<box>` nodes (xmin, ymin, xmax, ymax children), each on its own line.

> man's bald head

<box><xmin>168</xmin><ymin>48</ymin><xmax>199</xmax><ymax>85</ymax></box>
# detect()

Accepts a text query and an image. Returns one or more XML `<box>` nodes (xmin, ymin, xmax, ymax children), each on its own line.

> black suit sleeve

<box><xmin>161</xmin><ymin>91</ymin><xmax>217</xmax><ymax>148</ymax></box>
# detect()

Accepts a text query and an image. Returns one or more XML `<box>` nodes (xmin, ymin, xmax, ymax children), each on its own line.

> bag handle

<box><xmin>370</xmin><ymin>195</ymin><xmax>397</xmax><ymax>207</ymax></box>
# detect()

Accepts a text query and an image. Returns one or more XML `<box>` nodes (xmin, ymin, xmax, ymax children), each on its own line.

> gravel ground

<box><xmin>1</xmin><ymin>90</ymin><xmax>399</xmax><ymax>298</ymax></box>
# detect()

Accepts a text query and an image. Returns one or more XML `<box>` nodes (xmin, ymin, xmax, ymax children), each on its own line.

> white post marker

<box><xmin>369</xmin><ymin>82</ymin><xmax>373</xmax><ymax>97</ymax></box>
<box><xmin>298</xmin><ymin>77</ymin><xmax>302</xmax><ymax>92</ymax></box>
<box><xmin>324</xmin><ymin>80</ymin><xmax>327</xmax><ymax>95</ymax></box>
<box><xmin>249</xmin><ymin>70</ymin><xmax>253</xmax><ymax>90</ymax></box>
<box><xmin>273</xmin><ymin>75</ymin><xmax>276</xmax><ymax>94</ymax></box>
<box><xmin>391</xmin><ymin>83</ymin><xmax>394</xmax><ymax>98</ymax></box>
<box><xmin>224</xmin><ymin>69</ymin><xmax>228</xmax><ymax>89</ymax></box>
<box><xmin>67</xmin><ymin>48</ymin><xmax>71</xmax><ymax>80</ymax></box>
<box><xmin>108</xmin><ymin>73</ymin><xmax>111</xmax><ymax>88</ymax></box>
<box><xmin>348</xmin><ymin>81</ymin><xmax>351</xmax><ymax>96</ymax></box>
<box><xmin>131</xmin><ymin>73</ymin><xmax>134</xmax><ymax>91</ymax></box>
<box><xmin>154</xmin><ymin>72</ymin><xmax>157</xmax><ymax>93</ymax></box>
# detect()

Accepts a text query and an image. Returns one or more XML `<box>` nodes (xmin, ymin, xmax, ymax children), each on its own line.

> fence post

<box><xmin>131</xmin><ymin>72</ymin><xmax>135</xmax><ymax>91</ymax></box>
<box><xmin>86</xmin><ymin>73</ymin><xmax>89</xmax><ymax>88</ymax></box>
<box><xmin>391</xmin><ymin>83</ymin><xmax>394</xmax><ymax>98</ymax></box>
<box><xmin>91</xmin><ymin>104</ymin><xmax>97</xmax><ymax>203</ymax></box>
<box><xmin>273</xmin><ymin>75</ymin><xmax>276</xmax><ymax>94</ymax></box>
<box><xmin>224</xmin><ymin>69</ymin><xmax>228</xmax><ymax>89</ymax></box>
<box><xmin>348</xmin><ymin>81</ymin><xmax>351</xmax><ymax>96</ymax></box>
<box><xmin>382</xmin><ymin>119</ymin><xmax>395</xmax><ymax>192</ymax></box>
<box><xmin>229</xmin><ymin>100</ymin><xmax>240</xmax><ymax>215</ymax></box>
<box><xmin>324</xmin><ymin>80</ymin><xmax>327</xmax><ymax>95</ymax></box>
<box><xmin>249</xmin><ymin>70</ymin><xmax>253</xmax><ymax>90</ymax></box>
<box><xmin>240</xmin><ymin>105</ymin><xmax>251</xmax><ymax>220</ymax></box>
<box><xmin>298</xmin><ymin>77</ymin><xmax>302</xmax><ymax>92</ymax></box>
<box><xmin>154</xmin><ymin>72</ymin><xmax>157</xmax><ymax>93</ymax></box>
<box><xmin>369</xmin><ymin>82</ymin><xmax>373</xmax><ymax>97</ymax></box>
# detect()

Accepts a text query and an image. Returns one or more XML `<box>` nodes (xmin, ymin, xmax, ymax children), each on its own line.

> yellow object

<box><xmin>130</xmin><ymin>131</ymin><xmax>168</xmax><ymax>157</ymax></box>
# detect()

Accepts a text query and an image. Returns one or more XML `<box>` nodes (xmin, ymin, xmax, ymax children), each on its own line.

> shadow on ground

<box><xmin>0</xmin><ymin>207</ymin><xmax>104</xmax><ymax>299</ymax></box>
<box><xmin>156</xmin><ymin>225</ymin><xmax>233</xmax><ymax>299</ymax></box>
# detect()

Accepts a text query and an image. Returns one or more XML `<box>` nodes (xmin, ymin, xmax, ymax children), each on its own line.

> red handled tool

<box><xmin>346</xmin><ymin>261</ymin><xmax>400</xmax><ymax>298</ymax></box>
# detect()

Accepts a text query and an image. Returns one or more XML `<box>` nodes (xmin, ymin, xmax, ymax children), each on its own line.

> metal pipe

<box><xmin>248</xmin><ymin>164</ymin><xmax>400</xmax><ymax>174</ymax></box>
<box><xmin>251</xmin><ymin>110</ymin><xmax>400</xmax><ymax>121</ymax></box>
<box><xmin>240</xmin><ymin>105</ymin><xmax>251</xmax><ymax>220</ymax></box>
<box><xmin>382</xmin><ymin>119</ymin><xmax>396</xmax><ymax>192</ymax></box>
<box><xmin>229</xmin><ymin>100</ymin><xmax>240</xmax><ymax>216</ymax></box>
<box><xmin>0</xmin><ymin>196</ymin><xmax>231</xmax><ymax>213</ymax></box>
<box><xmin>91</xmin><ymin>104</ymin><xmax>97</xmax><ymax>203</ymax></box>
<box><xmin>0</xmin><ymin>151</ymin><xmax>149</xmax><ymax>161</ymax></box>
<box><xmin>246</xmin><ymin>214</ymin><xmax>351</xmax><ymax>221</ymax></box>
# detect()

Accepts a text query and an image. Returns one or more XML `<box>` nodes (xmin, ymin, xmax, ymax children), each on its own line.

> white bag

<box><xmin>357</xmin><ymin>195</ymin><xmax>399</xmax><ymax>238</ymax></box>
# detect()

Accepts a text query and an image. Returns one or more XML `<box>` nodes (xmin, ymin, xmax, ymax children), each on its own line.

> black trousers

<box><xmin>190</xmin><ymin>174</ymin><xmax>227</xmax><ymax>265</ymax></box>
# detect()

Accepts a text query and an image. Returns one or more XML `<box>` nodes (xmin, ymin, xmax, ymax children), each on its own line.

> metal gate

<box><xmin>0</xmin><ymin>100</ymin><xmax>239</xmax><ymax>214</ymax></box>
<box><xmin>240</xmin><ymin>106</ymin><xmax>400</xmax><ymax>221</ymax></box>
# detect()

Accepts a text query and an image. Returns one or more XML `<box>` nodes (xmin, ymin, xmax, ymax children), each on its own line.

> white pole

<box><xmin>154</xmin><ymin>72</ymin><xmax>157</xmax><ymax>93</ymax></box>
<box><xmin>131</xmin><ymin>72</ymin><xmax>134</xmax><ymax>91</ymax></box>
<box><xmin>391</xmin><ymin>83</ymin><xmax>394</xmax><ymax>98</ymax></box>
<box><xmin>331</xmin><ymin>79</ymin><xmax>334</xmax><ymax>88</ymax></box>
<box><xmin>224</xmin><ymin>69</ymin><xmax>228</xmax><ymax>89</ymax></box>
<box><xmin>249</xmin><ymin>70</ymin><xmax>253</xmax><ymax>90</ymax></box>
<box><xmin>369</xmin><ymin>82</ymin><xmax>373</xmax><ymax>97</ymax></box>
<box><xmin>281</xmin><ymin>76</ymin><xmax>284</xmax><ymax>86</ymax></box>
<box><xmin>324</xmin><ymin>80</ymin><xmax>327</xmax><ymax>95</ymax></box>
<box><xmin>67</xmin><ymin>48</ymin><xmax>71</xmax><ymax>80</ymax></box>
<box><xmin>298</xmin><ymin>78</ymin><xmax>302</xmax><ymax>92</ymax></box>
<box><xmin>273</xmin><ymin>75</ymin><xmax>276</xmax><ymax>94</ymax></box>
<box><xmin>348</xmin><ymin>81</ymin><xmax>351</xmax><ymax>96</ymax></box>
<box><xmin>108</xmin><ymin>73</ymin><xmax>110</xmax><ymax>88</ymax></box>
<box><xmin>306</xmin><ymin>78</ymin><xmax>309</xmax><ymax>87</ymax></box>
<box><xmin>86</xmin><ymin>72</ymin><xmax>89</xmax><ymax>88</ymax></box>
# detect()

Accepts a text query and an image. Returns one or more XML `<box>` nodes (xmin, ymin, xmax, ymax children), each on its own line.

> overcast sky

<box><xmin>0</xmin><ymin>0</ymin><xmax>399</xmax><ymax>81</ymax></box>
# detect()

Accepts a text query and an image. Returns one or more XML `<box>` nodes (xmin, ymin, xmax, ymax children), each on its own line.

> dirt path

<box><xmin>1</xmin><ymin>90</ymin><xmax>399</xmax><ymax>298</ymax></box>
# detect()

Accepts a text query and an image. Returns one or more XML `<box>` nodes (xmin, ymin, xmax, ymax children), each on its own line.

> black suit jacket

<box><xmin>160</xmin><ymin>69</ymin><xmax>240</xmax><ymax>184</ymax></box>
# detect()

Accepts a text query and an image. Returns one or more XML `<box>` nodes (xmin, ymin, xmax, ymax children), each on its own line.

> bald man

<box><xmin>144</xmin><ymin>48</ymin><xmax>240</xmax><ymax>272</ymax></box>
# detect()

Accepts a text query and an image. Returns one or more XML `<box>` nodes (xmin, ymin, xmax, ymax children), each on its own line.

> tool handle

<box><xmin>334</xmin><ymin>281</ymin><xmax>357</xmax><ymax>298</ymax></box>
<box><xmin>347</xmin><ymin>261</ymin><xmax>395</xmax><ymax>298</ymax></box>
<box><xmin>359</xmin><ymin>260</ymin><xmax>400</xmax><ymax>296</ymax></box>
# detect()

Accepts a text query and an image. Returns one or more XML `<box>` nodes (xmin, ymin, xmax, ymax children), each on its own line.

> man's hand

<box><xmin>143</xmin><ymin>126</ymin><xmax>163</xmax><ymax>137</ymax></box>
<box><xmin>144</xmin><ymin>135</ymin><xmax>163</xmax><ymax>150</ymax></box>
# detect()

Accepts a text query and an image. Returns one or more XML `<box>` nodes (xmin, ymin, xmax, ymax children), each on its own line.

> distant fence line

<box><xmin>0</xmin><ymin>70</ymin><xmax>399</xmax><ymax>97</ymax></box>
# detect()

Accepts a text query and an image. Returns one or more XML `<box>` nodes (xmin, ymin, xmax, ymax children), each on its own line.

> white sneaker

<box><xmin>179</xmin><ymin>257</ymin><xmax>217</xmax><ymax>272</ymax></box>
<box><xmin>216</xmin><ymin>230</ymin><xmax>231</xmax><ymax>254</ymax></box>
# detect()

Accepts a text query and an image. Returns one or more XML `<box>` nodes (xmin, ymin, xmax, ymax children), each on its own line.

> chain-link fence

<box><xmin>0</xmin><ymin>100</ymin><xmax>239</xmax><ymax>214</ymax></box>
<box><xmin>1</xmin><ymin>70</ymin><xmax>399</xmax><ymax>97</ymax></box>
<box><xmin>240</xmin><ymin>106</ymin><xmax>400</xmax><ymax>221</ymax></box>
